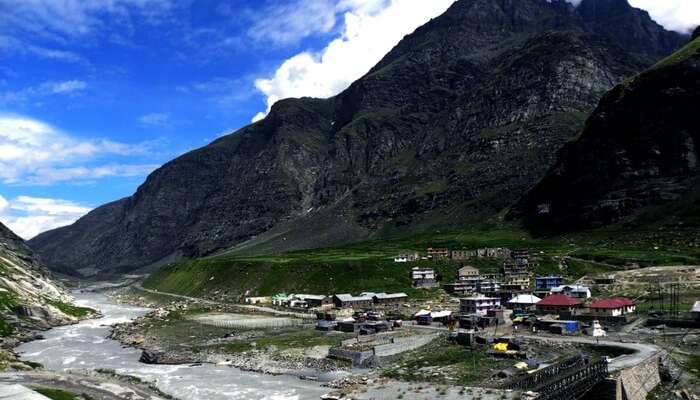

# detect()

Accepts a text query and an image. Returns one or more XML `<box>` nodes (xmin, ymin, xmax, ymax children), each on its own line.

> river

<box><xmin>15</xmin><ymin>292</ymin><xmax>328</xmax><ymax>400</ymax></box>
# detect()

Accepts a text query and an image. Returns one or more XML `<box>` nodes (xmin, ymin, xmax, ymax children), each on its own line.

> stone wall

<box><xmin>617</xmin><ymin>354</ymin><xmax>661</xmax><ymax>400</ymax></box>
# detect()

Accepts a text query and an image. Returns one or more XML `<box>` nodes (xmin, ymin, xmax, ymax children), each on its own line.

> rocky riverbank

<box><xmin>108</xmin><ymin>288</ymin><xmax>350</xmax><ymax>378</ymax></box>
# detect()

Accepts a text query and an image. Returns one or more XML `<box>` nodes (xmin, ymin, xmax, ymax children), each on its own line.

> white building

<box><xmin>550</xmin><ymin>284</ymin><xmax>591</xmax><ymax>299</ymax></box>
<box><xmin>460</xmin><ymin>295</ymin><xmax>500</xmax><ymax>316</ymax></box>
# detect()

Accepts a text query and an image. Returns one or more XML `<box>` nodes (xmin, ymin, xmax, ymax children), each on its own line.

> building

<box><xmin>592</xmin><ymin>276</ymin><xmax>616</xmax><ymax>285</ymax></box>
<box><xmin>451</xmin><ymin>250</ymin><xmax>470</xmax><ymax>261</ymax></box>
<box><xmin>295</xmin><ymin>294</ymin><xmax>332</xmax><ymax>308</ymax></box>
<box><xmin>427</xmin><ymin>247</ymin><xmax>450</xmax><ymax>259</ymax></box>
<box><xmin>244</xmin><ymin>296</ymin><xmax>271</xmax><ymax>305</ymax></box>
<box><xmin>508</xmin><ymin>294</ymin><xmax>542</xmax><ymax>310</ymax></box>
<box><xmin>411</xmin><ymin>267</ymin><xmax>438</xmax><ymax>288</ymax></box>
<box><xmin>479</xmin><ymin>276</ymin><xmax>501</xmax><ymax>294</ymax></box>
<box><xmin>458</xmin><ymin>266</ymin><xmax>480</xmax><ymax>280</ymax></box>
<box><xmin>333</xmin><ymin>294</ymin><xmax>374</xmax><ymax>309</ymax></box>
<box><xmin>372</xmin><ymin>293</ymin><xmax>408</xmax><ymax>306</ymax></box>
<box><xmin>394</xmin><ymin>252</ymin><xmax>420</xmax><ymax>263</ymax></box>
<box><xmin>444</xmin><ymin>277</ymin><xmax>480</xmax><ymax>295</ymax></box>
<box><xmin>550</xmin><ymin>285</ymin><xmax>591</xmax><ymax>299</ymax></box>
<box><xmin>535</xmin><ymin>294</ymin><xmax>582</xmax><ymax>316</ymax></box>
<box><xmin>511</xmin><ymin>249</ymin><xmax>530</xmax><ymax>266</ymax></box>
<box><xmin>535</xmin><ymin>276</ymin><xmax>563</xmax><ymax>291</ymax></box>
<box><xmin>505</xmin><ymin>276</ymin><xmax>530</xmax><ymax>288</ymax></box>
<box><xmin>272</xmin><ymin>293</ymin><xmax>292</xmax><ymax>306</ymax></box>
<box><xmin>587</xmin><ymin>298</ymin><xmax>636</xmax><ymax>318</ymax></box>
<box><xmin>502</xmin><ymin>261</ymin><xmax>529</xmax><ymax>278</ymax></box>
<box><xmin>692</xmin><ymin>301</ymin><xmax>700</xmax><ymax>322</ymax></box>
<box><xmin>460</xmin><ymin>295</ymin><xmax>501</xmax><ymax>316</ymax></box>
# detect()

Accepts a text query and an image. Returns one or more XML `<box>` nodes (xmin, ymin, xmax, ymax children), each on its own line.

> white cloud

<box><xmin>0</xmin><ymin>80</ymin><xmax>88</xmax><ymax>105</ymax></box>
<box><xmin>628</xmin><ymin>0</ymin><xmax>700</xmax><ymax>33</ymax></box>
<box><xmin>0</xmin><ymin>195</ymin><xmax>92</xmax><ymax>240</ymax></box>
<box><xmin>48</xmin><ymin>80</ymin><xmax>87</xmax><ymax>94</ymax></box>
<box><xmin>0</xmin><ymin>114</ymin><xmax>157</xmax><ymax>185</ymax></box>
<box><xmin>252</xmin><ymin>0</ymin><xmax>456</xmax><ymax>121</ymax></box>
<box><xmin>0</xmin><ymin>0</ymin><xmax>176</xmax><ymax>42</ymax></box>
<box><xmin>139</xmin><ymin>112</ymin><xmax>170</xmax><ymax>126</ymax></box>
<box><xmin>248</xmin><ymin>0</ymin><xmax>339</xmax><ymax>46</ymax></box>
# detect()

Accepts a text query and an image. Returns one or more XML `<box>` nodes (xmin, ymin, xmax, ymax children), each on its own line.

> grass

<box><xmin>382</xmin><ymin>340</ymin><xmax>512</xmax><ymax>387</ymax></box>
<box><xmin>145</xmin><ymin>220</ymin><xmax>700</xmax><ymax>301</ymax></box>
<box><xmin>650</xmin><ymin>37</ymin><xmax>700</xmax><ymax>71</ymax></box>
<box><xmin>0</xmin><ymin>319</ymin><xmax>14</xmax><ymax>337</ymax></box>
<box><xmin>48</xmin><ymin>300</ymin><xmax>95</xmax><ymax>318</ymax></box>
<box><xmin>211</xmin><ymin>330</ymin><xmax>349</xmax><ymax>354</ymax></box>
<box><xmin>33</xmin><ymin>388</ymin><xmax>85</xmax><ymax>400</ymax></box>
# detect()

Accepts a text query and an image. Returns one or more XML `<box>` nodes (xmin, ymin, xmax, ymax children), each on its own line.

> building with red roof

<box><xmin>535</xmin><ymin>294</ymin><xmax>582</xmax><ymax>316</ymax></box>
<box><xmin>587</xmin><ymin>298</ymin><xmax>636</xmax><ymax>318</ymax></box>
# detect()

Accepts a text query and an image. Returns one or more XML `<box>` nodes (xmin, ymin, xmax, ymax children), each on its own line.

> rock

<box><xmin>29</xmin><ymin>0</ymin><xmax>686</xmax><ymax>276</ymax></box>
<box><xmin>514</xmin><ymin>34</ymin><xmax>700</xmax><ymax>234</ymax></box>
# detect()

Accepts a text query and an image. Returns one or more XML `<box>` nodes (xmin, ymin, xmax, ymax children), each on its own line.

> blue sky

<box><xmin>0</xmin><ymin>0</ymin><xmax>697</xmax><ymax>239</ymax></box>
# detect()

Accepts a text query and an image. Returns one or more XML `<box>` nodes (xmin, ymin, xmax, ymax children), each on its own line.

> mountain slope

<box><xmin>30</xmin><ymin>0</ymin><xmax>686</xmax><ymax>276</ymax></box>
<box><xmin>513</xmin><ymin>35</ymin><xmax>700</xmax><ymax>233</ymax></box>
<box><xmin>0</xmin><ymin>223</ymin><xmax>85</xmax><ymax>342</ymax></box>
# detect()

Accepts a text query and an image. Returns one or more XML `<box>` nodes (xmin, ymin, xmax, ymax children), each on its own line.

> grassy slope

<box><xmin>144</xmin><ymin>220</ymin><xmax>700</xmax><ymax>299</ymax></box>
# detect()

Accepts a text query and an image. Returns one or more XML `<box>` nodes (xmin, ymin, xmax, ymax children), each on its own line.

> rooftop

<box><xmin>536</xmin><ymin>294</ymin><xmax>581</xmax><ymax>307</ymax></box>
<box><xmin>588</xmin><ymin>298</ymin><xmax>636</xmax><ymax>309</ymax></box>
<box><xmin>509</xmin><ymin>294</ymin><xmax>542</xmax><ymax>304</ymax></box>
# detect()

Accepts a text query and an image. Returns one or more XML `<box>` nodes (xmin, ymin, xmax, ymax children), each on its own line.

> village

<box><xmin>111</xmin><ymin>246</ymin><xmax>700</xmax><ymax>400</ymax></box>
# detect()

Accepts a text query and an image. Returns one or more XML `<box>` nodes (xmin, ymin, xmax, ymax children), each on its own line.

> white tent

<box><xmin>508</xmin><ymin>294</ymin><xmax>542</xmax><ymax>305</ymax></box>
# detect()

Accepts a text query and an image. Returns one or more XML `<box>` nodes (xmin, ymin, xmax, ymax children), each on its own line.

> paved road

<box><xmin>508</xmin><ymin>334</ymin><xmax>660</xmax><ymax>372</ymax></box>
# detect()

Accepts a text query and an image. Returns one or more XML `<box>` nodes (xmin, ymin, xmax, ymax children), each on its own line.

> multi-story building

<box><xmin>411</xmin><ymin>267</ymin><xmax>438</xmax><ymax>288</ymax></box>
<box><xmin>460</xmin><ymin>295</ymin><xmax>501</xmax><ymax>316</ymax></box>
<box><xmin>535</xmin><ymin>276</ymin><xmax>564</xmax><ymax>291</ymax></box>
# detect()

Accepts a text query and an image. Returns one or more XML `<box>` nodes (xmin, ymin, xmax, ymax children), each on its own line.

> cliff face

<box><xmin>29</xmin><ymin>0</ymin><xmax>686</xmax><ymax>276</ymax></box>
<box><xmin>0</xmin><ymin>223</ymin><xmax>78</xmax><ymax>340</ymax></box>
<box><xmin>513</xmin><ymin>36</ymin><xmax>700</xmax><ymax>232</ymax></box>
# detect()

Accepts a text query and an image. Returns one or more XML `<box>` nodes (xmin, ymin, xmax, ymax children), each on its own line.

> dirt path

<box><xmin>135</xmin><ymin>284</ymin><xmax>315</xmax><ymax>319</ymax></box>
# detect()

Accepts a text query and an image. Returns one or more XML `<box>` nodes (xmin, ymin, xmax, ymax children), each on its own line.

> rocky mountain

<box><xmin>0</xmin><ymin>223</ymin><xmax>81</xmax><ymax>341</ymax></box>
<box><xmin>30</xmin><ymin>0</ymin><xmax>687</xmax><ymax>276</ymax></box>
<box><xmin>512</xmin><ymin>34</ymin><xmax>700</xmax><ymax>233</ymax></box>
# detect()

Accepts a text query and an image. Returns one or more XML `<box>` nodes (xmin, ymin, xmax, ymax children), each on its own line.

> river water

<box><xmin>16</xmin><ymin>292</ymin><xmax>328</xmax><ymax>400</ymax></box>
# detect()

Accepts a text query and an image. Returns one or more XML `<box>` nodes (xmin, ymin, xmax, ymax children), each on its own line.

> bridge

<box><xmin>503</xmin><ymin>355</ymin><xmax>609</xmax><ymax>400</ymax></box>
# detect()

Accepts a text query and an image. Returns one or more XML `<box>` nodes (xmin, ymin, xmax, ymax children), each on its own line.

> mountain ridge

<box><xmin>512</xmin><ymin>34</ymin><xmax>700</xmax><ymax>233</ymax></box>
<box><xmin>30</xmin><ymin>0</ymin><xmax>688</xmax><ymax>276</ymax></box>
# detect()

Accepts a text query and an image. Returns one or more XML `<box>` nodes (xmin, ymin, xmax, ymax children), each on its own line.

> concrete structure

<box><xmin>372</xmin><ymin>292</ymin><xmax>408</xmax><ymax>306</ymax></box>
<box><xmin>587</xmin><ymin>298</ymin><xmax>636</xmax><ymax>318</ymax></box>
<box><xmin>508</xmin><ymin>294</ymin><xmax>541</xmax><ymax>309</ymax></box>
<box><xmin>536</xmin><ymin>294</ymin><xmax>582</xmax><ymax>315</ymax></box>
<box><xmin>427</xmin><ymin>247</ymin><xmax>449</xmax><ymax>259</ymax></box>
<box><xmin>458</xmin><ymin>265</ymin><xmax>479</xmax><ymax>279</ymax></box>
<box><xmin>692</xmin><ymin>300</ymin><xmax>700</xmax><ymax>321</ymax></box>
<box><xmin>0</xmin><ymin>384</ymin><xmax>51</xmax><ymax>400</ymax></box>
<box><xmin>411</xmin><ymin>267</ymin><xmax>437</xmax><ymax>288</ymax></box>
<box><xmin>393</xmin><ymin>252</ymin><xmax>420</xmax><ymax>263</ymax></box>
<box><xmin>460</xmin><ymin>295</ymin><xmax>501</xmax><ymax>316</ymax></box>
<box><xmin>586</xmin><ymin>320</ymin><xmax>607</xmax><ymax>337</ymax></box>
<box><xmin>333</xmin><ymin>294</ymin><xmax>373</xmax><ymax>309</ymax></box>
<box><xmin>535</xmin><ymin>276</ymin><xmax>563</xmax><ymax>291</ymax></box>
<box><xmin>244</xmin><ymin>296</ymin><xmax>271</xmax><ymax>305</ymax></box>
<box><xmin>551</xmin><ymin>284</ymin><xmax>591</xmax><ymax>299</ymax></box>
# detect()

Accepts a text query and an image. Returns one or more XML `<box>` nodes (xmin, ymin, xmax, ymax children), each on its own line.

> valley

<box><xmin>1</xmin><ymin>0</ymin><xmax>699</xmax><ymax>399</ymax></box>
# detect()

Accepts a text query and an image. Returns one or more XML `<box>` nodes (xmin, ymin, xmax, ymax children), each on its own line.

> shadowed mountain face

<box><xmin>29</xmin><ymin>0</ymin><xmax>686</xmax><ymax>276</ymax></box>
<box><xmin>513</xmin><ymin>35</ymin><xmax>700</xmax><ymax>232</ymax></box>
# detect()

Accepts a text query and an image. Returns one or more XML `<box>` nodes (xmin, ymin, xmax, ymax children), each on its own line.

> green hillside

<box><xmin>143</xmin><ymin>223</ymin><xmax>700</xmax><ymax>299</ymax></box>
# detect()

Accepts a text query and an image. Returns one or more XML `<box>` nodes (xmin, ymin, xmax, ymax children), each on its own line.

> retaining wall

<box><xmin>617</xmin><ymin>354</ymin><xmax>661</xmax><ymax>400</ymax></box>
